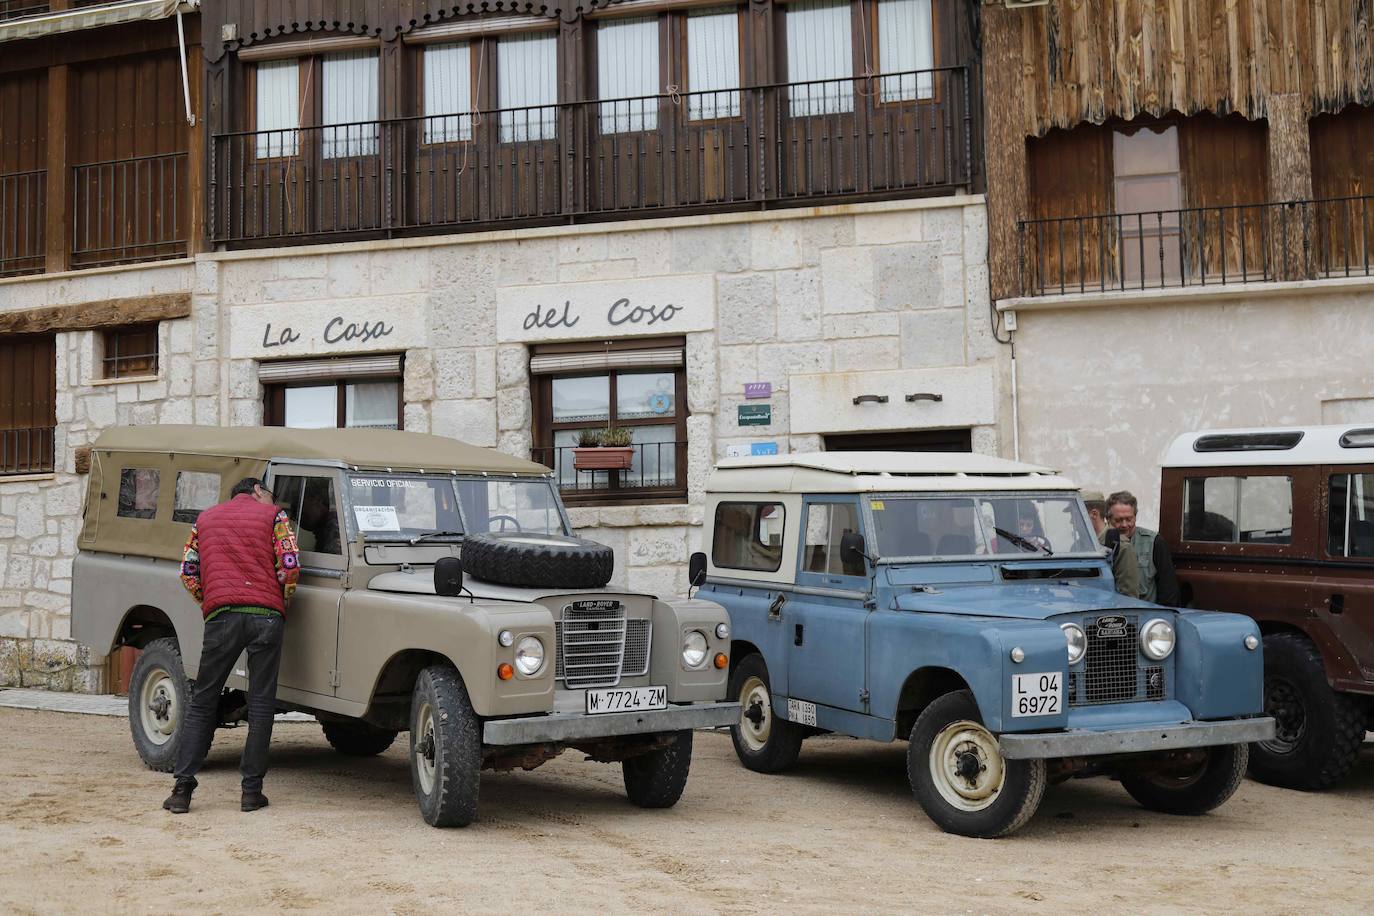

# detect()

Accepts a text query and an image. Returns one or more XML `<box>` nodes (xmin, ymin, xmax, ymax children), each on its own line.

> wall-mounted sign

<box><xmin>751</xmin><ymin>441</ymin><xmax>779</xmax><ymax>456</ymax></box>
<box><xmin>725</xmin><ymin>441</ymin><xmax>779</xmax><ymax>459</ymax></box>
<box><xmin>496</xmin><ymin>275</ymin><xmax>715</xmax><ymax>343</ymax></box>
<box><xmin>744</xmin><ymin>382</ymin><xmax>772</xmax><ymax>399</ymax></box>
<box><xmin>738</xmin><ymin>404</ymin><xmax>772</xmax><ymax>426</ymax></box>
<box><xmin>231</xmin><ymin>300</ymin><xmax>424</xmax><ymax>358</ymax></box>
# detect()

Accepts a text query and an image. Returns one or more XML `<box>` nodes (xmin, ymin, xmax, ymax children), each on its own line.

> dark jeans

<box><xmin>174</xmin><ymin>612</ymin><xmax>285</xmax><ymax>793</ymax></box>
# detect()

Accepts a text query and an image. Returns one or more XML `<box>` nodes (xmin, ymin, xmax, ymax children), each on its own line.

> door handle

<box><xmin>794</xmin><ymin>624</ymin><xmax>804</xmax><ymax>646</ymax></box>
<box><xmin>1329</xmin><ymin>593</ymin><xmax>1345</xmax><ymax>615</ymax></box>
<box><xmin>768</xmin><ymin>593</ymin><xmax>786</xmax><ymax>619</ymax></box>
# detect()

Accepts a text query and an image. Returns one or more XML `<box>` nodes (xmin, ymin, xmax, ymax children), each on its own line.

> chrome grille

<box><xmin>553</xmin><ymin>601</ymin><xmax>649</xmax><ymax>689</ymax></box>
<box><xmin>1078</xmin><ymin>615</ymin><xmax>1139</xmax><ymax>706</ymax></box>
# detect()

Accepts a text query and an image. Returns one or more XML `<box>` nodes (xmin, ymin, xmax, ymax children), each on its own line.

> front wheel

<box><xmin>127</xmin><ymin>638</ymin><xmax>189</xmax><ymax>772</ymax></box>
<box><xmin>907</xmin><ymin>690</ymin><xmax>1046</xmax><ymax>838</ymax></box>
<box><xmin>623</xmin><ymin>730</ymin><xmax>692</xmax><ymax>808</ymax></box>
<box><xmin>728</xmin><ymin>653</ymin><xmax>803</xmax><ymax>774</ymax></box>
<box><xmin>410</xmin><ymin>665</ymin><xmax>482</xmax><ymax>827</ymax></box>
<box><xmin>1120</xmin><ymin>744</ymin><xmax>1248</xmax><ymax>815</ymax></box>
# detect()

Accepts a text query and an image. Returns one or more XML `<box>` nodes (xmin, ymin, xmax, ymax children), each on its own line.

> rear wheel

<box><xmin>410</xmin><ymin>665</ymin><xmax>482</xmax><ymax>827</ymax></box>
<box><xmin>128</xmin><ymin>638</ymin><xmax>188</xmax><ymax>773</ymax></box>
<box><xmin>623</xmin><ymin>730</ymin><xmax>692</xmax><ymax>808</ymax></box>
<box><xmin>321</xmin><ymin>720</ymin><xmax>398</xmax><ymax>757</ymax></box>
<box><xmin>1120</xmin><ymin>744</ymin><xmax>1248</xmax><ymax>815</ymax></box>
<box><xmin>728</xmin><ymin>653</ymin><xmax>803</xmax><ymax>774</ymax></box>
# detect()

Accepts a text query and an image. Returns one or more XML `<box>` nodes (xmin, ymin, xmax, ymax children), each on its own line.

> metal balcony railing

<box><xmin>532</xmin><ymin>441</ymin><xmax>688</xmax><ymax>502</ymax></box>
<box><xmin>0</xmin><ymin>168</ymin><xmax>45</xmax><ymax>277</ymax></box>
<box><xmin>0</xmin><ymin>1</ymin><xmax>49</xmax><ymax>22</ymax></box>
<box><xmin>210</xmin><ymin>68</ymin><xmax>974</xmax><ymax>244</ymax></box>
<box><xmin>0</xmin><ymin>426</ymin><xmax>55</xmax><ymax>476</ymax></box>
<box><xmin>1017</xmin><ymin>196</ymin><xmax>1374</xmax><ymax>297</ymax></box>
<box><xmin>71</xmin><ymin>151</ymin><xmax>188</xmax><ymax>268</ymax></box>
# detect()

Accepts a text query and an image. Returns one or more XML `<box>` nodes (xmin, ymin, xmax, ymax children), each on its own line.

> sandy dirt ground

<box><xmin>1</xmin><ymin>708</ymin><xmax>1371</xmax><ymax>915</ymax></box>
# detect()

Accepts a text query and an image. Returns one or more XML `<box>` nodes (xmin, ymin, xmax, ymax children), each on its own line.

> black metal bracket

<box><xmin>852</xmin><ymin>394</ymin><xmax>889</xmax><ymax>405</ymax></box>
<box><xmin>905</xmin><ymin>392</ymin><xmax>944</xmax><ymax>402</ymax></box>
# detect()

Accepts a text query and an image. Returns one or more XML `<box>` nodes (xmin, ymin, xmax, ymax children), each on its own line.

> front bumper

<box><xmin>998</xmin><ymin>716</ymin><xmax>1275</xmax><ymax>760</ymax></box>
<box><xmin>482</xmin><ymin>701</ymin><xmax>740</xmax><ymax>746</ymax></box>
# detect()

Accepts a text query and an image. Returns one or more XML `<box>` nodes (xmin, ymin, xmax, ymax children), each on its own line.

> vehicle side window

<box><xmin>172</xmin><ymin>471</ymin><xmax>220</xmax><ymax>524</ymax></box>
<box><xmin>712</xmin><ymin>502</ymin><xmax>785</xmax><ymax>572</ymax></box>
<box><xmin>117</xmin><ymin>468</ymin><xmax>160</xmax><ymax>520</ymax></box>
<box><xmin>1329</xmin><ymin>473</ymin><xmax>1374</xmax><ymax>557</ymax></box>
<box><xmin>802</xmin><ymin>502</ymin><xmax>864</xmax><ymax>577</ymax></box>
<box><xmin>274</xmin><ymin>475</ymin><xmax>342</xmax><ymax>554</ymax></box>
<box><xmin>1182</xmin><ymin>476</ymin><xmax>1291</xmax><ymax>544</ymax></box>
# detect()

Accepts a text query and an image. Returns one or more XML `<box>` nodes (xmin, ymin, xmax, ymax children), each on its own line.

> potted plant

<box><xmin>572</xmin><ymin>426</ymin><xmax>636</xmax><ymax>471</ymax></box>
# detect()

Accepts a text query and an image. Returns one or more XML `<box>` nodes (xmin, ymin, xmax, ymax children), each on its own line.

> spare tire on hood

<box><xmin>460</xmin><ymin>532</ymin><xmax>614</xmax><ymax>589</ymax></box>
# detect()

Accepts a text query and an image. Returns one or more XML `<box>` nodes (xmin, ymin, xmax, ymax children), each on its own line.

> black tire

<box><xmin>623</xmin><ymin>730</ymin><xmax>693</xmax><ymax>808</ymax></box>
<box><xmin>1248</xmin><ymin>632</ymin><xmax>1366</xmax><ymax>790</ymax></box>
<box><xmin>728</xmin><ymin>653</ymin><xmax>803</xmax><ymax>774</ymax></box>
<box><xmin>1120</xmin><ymin>743</ymin><xmax>1248</xmax><ymax>815</ymax></box>
<box><xmin>127</xmin><ymin>637</ymin><xmax>190</xmax><ymax>773</ymax></box>
<box><xmin>321</xmin><ymin>720</ymin><xmax>399</xmax><ymax>757</ymax></box>
<box><xmin>907</xmin><ymin>690</ymin><xmax>1046</xmax><ymax>838</ymax></box>
<box><xmin>460</xmin><ymin>532</ymin><xmax>614</xmax><ymax>589</ymax></box>
<box><xmin>410</xmin><ymin>665</ymin><xmax>482</xmax><ymax>827</ymax></box>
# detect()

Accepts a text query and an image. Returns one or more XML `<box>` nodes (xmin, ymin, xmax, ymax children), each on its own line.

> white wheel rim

<box><xmin>415</xmin><ymin>701</ymin><xmax>437</xmax><ymax>795</ymax></box>
<box><xmin>928</xmin><ymin>719</ymin><xmax>1006</xmax><ymax>812</ymax></box>
<box><xmin>738</xmin><ymin>676</ymin><xmax>772</xmax><ymax>752</ymax></box>
<box><xmin>139</xmin><ymin>668</ymin><xmax>179</xmax><ymax>746</ymax></box>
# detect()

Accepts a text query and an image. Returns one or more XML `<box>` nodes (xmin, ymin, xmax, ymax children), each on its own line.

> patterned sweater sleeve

<box><xmin>179</xmin><ymin>525</ymin><xmax>203</xmax><ymax>605</ymax></box>
<box><xmin>274</xmin><ymin>510</ymin><xmax>301</xmax><ymax>604</ymax></box>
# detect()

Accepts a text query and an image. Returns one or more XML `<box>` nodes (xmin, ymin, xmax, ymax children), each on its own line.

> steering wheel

<box><xmin>490</xmin><ymin>514</ymin><xmax>523</xmax><ymax>533</ymax></box>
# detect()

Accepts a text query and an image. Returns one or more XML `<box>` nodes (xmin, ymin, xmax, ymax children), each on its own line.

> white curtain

<box><xmin>255</xmin><ymin>59</ymin><xmax>299</xmax><ymax>158</ymax></box>
<box><xmin>785</xmin><ymin>0</ymin><xmax>853</xmax><ymax>116</ymax></box>
<box><xmin>345</xmin><ymin>381</ymin><xmax>400</xmax><ymax>429</ymax></box>
<box><xmin>687</xmin><ymin>8</ymin><xmax>741</xmax><ymax>120</ymax></box>
<box><xmin>878</xmin><ymin>0</ymin><xmax>934</xmax><ymax>101</ymax></box>
<box><xmin>424</xmin><ymin>42</ymin><xmax>474</xmax><ymax>143</ymax></box>
<box><xmin>322</xmin><ymin>50</ymin><xmax>379</xmax><ymax>158</ymax></box>
<box><xmin>498</xmin><ymin>33</ymin><xmax>558</xmax><ymax>142</ymax></box>
<box><xmin>597</xmin><ymin>16</ymin><xmax>659</xmax><ymax>133</ymax></box>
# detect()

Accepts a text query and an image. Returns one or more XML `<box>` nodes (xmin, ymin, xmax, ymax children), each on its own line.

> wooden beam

<box><xmin>0</xmin><ymin>292</ymin><xmax>191</xmax><ymax>336</ymax></box>
<box><xmin>1267</xmin><ymin>93</ymin><xmax>1314</xmax><ymax>203</ymax></box>
<box><xmin>185</xmin><ymin>41</ymin><xmax>206</xmax><ymax>257</ymax></box>
<box><xmin>43</xmin><ymin>64</ymin><xmax>69</xmax><ymax>274</ymax></box>
<box><xmin>982</xmin><ymin>3</ymin><xmax>1027</xmax><ymax>301</ymax></box>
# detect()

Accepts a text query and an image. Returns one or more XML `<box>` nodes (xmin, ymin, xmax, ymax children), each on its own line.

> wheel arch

<box><xmin>894</xmin><ymin>666</ymin><xmax>974</xmax><ymax>739</ymax></box>
<box><xmin>728</xmin><ymin>639</ymin><xmax>763</xmax><ymax>678</ymax></box>
<box><xmin>363</xmin><ymin>648</ymin><xmax>460</xmax><ymax>731</ymax></box>
<box><xmin>116</xmin><ymin>605</ymin><xmax>179</xmax><ymax>650</ymax></box>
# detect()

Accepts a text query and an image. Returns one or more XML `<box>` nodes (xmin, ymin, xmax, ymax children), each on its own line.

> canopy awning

<box><xmin>0</xmin><ymin>0</ymin><xmax>193</xmax><ymax>43</ymax></box>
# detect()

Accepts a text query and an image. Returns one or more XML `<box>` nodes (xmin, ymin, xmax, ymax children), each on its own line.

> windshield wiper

<box><xmin>408</xmin><ymin>530</ymin><xmax>463</xmax><ymax>545</ymax></box>
<box><xmin>993</xmin><ymin>527</ymin><xmax>1053</xmax><ymax>557</ymax></box>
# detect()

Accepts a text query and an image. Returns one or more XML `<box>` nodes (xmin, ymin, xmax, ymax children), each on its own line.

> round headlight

<box><xmin>514</xmin><ymin>636</ymin><xmax>545</xmax><ymax>676</ymax></box>
<box><xmin>498</xmin><ymin>629</ymin><xmax>514</xmax><ymax>648</ymax></box>
<box><xmin>1140</xmin><ymin>618</ymin><xmax>1176</xmax><ymax>661</ymax></box>
<box><xmin>682</xmin><ymin>630</ymin><xmax>708</xmax><ymax>669</ymax></box>
<box><xmin>715</xmin><ymin>622</ymin><xmax>730</xmax><ymax>640</ymax></box>
<box><xmin>1061</xmin><ymin>623</ymin><xmax>1087</xmax><ymax>665</ymax></box>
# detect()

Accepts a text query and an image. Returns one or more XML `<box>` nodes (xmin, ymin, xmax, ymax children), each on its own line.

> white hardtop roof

<box><xmin>1162</xmin><ymin>425</ymin><xmax>1374</xmax><ymax>468</ymax></box>
<box><xmin>708</xmin><ymin>451</ymin><xmax>1080</xmax><ymax>494</ymax></box>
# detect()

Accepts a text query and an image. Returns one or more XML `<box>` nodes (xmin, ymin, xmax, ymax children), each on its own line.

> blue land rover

<box><xmin>694</xmin><ymin>452</ymin><xmax>1275</xmax><ymax>838</ymax></box>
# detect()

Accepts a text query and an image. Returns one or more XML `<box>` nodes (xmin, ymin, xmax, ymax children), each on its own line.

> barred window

<box><xmin>101</xmin><ymin>324</ymin><xmax>158</xmax><ymax>380</ymax></box>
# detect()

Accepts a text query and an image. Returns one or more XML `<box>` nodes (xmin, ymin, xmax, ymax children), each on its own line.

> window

<box><xmin>786</xmin><ymin>0</ymin><xmax>853</xmax><ymax>116</ymax></box>
<box><xmin>869</xmin><ymin>496</ymin><xmax>1094</xmax><ymax>558</ymax></box>
<box><xmin>0</xmin><ymin>333</ymin><xmax>56</xmax><ymax>476</ymax></box>
<box><xmin>255</xmin><ymin>59</ymin><xmax>300</xmax><ymax>158</ymax></box>
<box><xmin>713</xmin><ymin>502</ymin><xmax>785</xmax><ymax>572</ymax></box>
<box><xmin>424</xmin><ymin>42</ymin><xmax>473</xmax><ymax>143</ymax></box>
<box><xmin>455</xmin><ymin>478</ymin><xmax>568</xmax><ymax>536</ymax></box>
<box><xmin>1329</xmin><ymin>474</ymin><xmax>1374</xmax><ymax>558</ymax></box>
<box><xmin>1114</xmin><ymin>125</ymin><xmax>1182</xmax><ymax>281</ymax></box>
<box><xmin>686</xmin><ymin>8</ymin><xmax>741</xmax><ymax>120</ymax></box>
<box><xmin>274</xmin><ymin>475</ymin><xmax>342</xmax><ymax>554</ymax></box>
<box><xmin>877</xmin><ymin>0</ymin><xmax>934</xmax><ymax>100</ymax></box>
<box><xmin>802</xmin><ymin>502</ymin><xmax>864</xmax><ymax>576</ymax></box>
<box><xmin>322</xmin><ymin>51</ymin><xmax>380</xmax><ymax>158</ymax></box>
<box><xmin>498</xmin><ymin>33</ymin><xmax>557</xmax><ymax>142</ymax></box>
<box><xmin>101</xmin><ymin>324</ymin><xmax>159</xmax><ymax>380</ymax></box>
<box><xmin>117</xmin><ymin>468</ymin><xmax>160</xmax><ymax>520</ymax></box>
<box><xmin>1182</xmin><ymin>476</ymin><xmax>1293</xmax><ymax>544</ymax></box>
<box><xmin>267</xmin><ymin>379</ymin><xmax>402</xmax><ymax>430</ymax></box>
<box><xmin>597</xmin><ymin>17</ymin><xmax>660</xmax><ymax>133</ymax></box>
<box><xmin>173</xmin><ymin>471</ymin><xmax>220</xmax><ymax>524</ymax></box>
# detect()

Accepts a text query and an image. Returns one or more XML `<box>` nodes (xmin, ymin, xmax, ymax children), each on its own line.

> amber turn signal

<box><xmin>497</xmin><ymin>663</ymin><xmax>514</xmax><ymax>681</ymax></box>
<box><xmin>713</xmin><ymin>653</ymin><xmax>728</xmax><ymax>669</ymax></box>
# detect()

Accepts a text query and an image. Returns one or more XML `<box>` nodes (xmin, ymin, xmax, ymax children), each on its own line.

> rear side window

<box><xmin>117</xmin><ymin>468</ymin><xmax>160</xmax><ymax>519</ymax></box>
<box><xmin>1182</xmin><ymin>476</ymin><xmax>1292</xmax><ymax>544</ymax></box>
<box><xmin>712</xmin><ymin>502</ymin><xmax>785</xmax><ymax>572</ymax></box>
<box><xmin>173</xmin><ymin>471</ymin><xmax>220</xmax><ymax>524</ymax></box>
<box><xmin>1329</xmin><ymin>474</ymin><xmax>1374</xmax><ymax>558</ymax></box>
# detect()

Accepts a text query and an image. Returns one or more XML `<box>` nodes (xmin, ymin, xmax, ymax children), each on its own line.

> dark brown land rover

<box><xmin>1160</xmin><ymin>425</ymin><xmax>1373</xmax><ymax>790</ymax></box>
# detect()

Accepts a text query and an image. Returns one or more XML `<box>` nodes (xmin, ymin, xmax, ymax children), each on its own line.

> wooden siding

<box><xmin>0</xmin><ymin>69</ymin><xmax>46</xmax><ymax>173</ymax></box>
<box><xmin>70</xmin><ymin>52</ymin><xmax>186</xmax><ymax>165</ymax></box>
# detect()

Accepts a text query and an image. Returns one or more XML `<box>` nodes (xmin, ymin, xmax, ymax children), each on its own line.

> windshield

<box><xmin>870</xmin><ymin>495</ymin><xmax>1096</xmax><ymax>559</ymax></box>
<box><xmin>346</xmin><ymin>474</ymin><xmax>569</xmax><ymax>541</ymax></box>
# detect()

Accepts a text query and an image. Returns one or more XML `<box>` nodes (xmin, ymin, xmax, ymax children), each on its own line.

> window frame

<box><xmin>100</xmin><ymin>322</ymin><xmax>160</xmax><ymax>381</ymax></box>
<box><xmin>1325</xmin><ymin>468</ymin><xmax>1374</xmax><ymax>561</ymax></box>
<box><xmin>712</xmin><ymin>501</ymin><xmax>787</xmax><ymax>572</ymax></box>
<box><xmin>1169</xmin><ymin>467</ymin><xmax>1312</xmax><ymax>559</ymax></box>
<box><xmin>264</xmin><ymin>376</ymin><xmax>405</xmax><ymax>431</ymax></box>
<box><xmin>796</xmin><ymin>496</ymin><xmax>869</xmax><ymax>587</ymax></box>
<box><xmin>116</xmin><ymin>467</ymin><xmax>162</xmax><ymax>521</ymax></box>
<box><xmin>266</xmin><ymin>464</ymin><xmax>349</xmax><ymax>572</ymax></box>
<box><xmin>420</xmin><ymin>41</ymin><xmax>479</xmax><ymax>145</ymax></box>
<box><xmin>594</xmin><ymin>15</ymin><xmax>664</xmax><ymax>134</ymax></box>
<box><xmin>245</xmin><ymin>49</ymin><xmax>384</xmax><ymax>161</ymax></box>
<box><xmin>677</xmin><ymin>5</ymin><xmax>747</xmax><ymax>123</ymax></box>
<box><xmin>1181</xmin><ymin>474</ymin><xmax>1294</xmax><ymax>546</ymax></box>
<box><xmin>782</xmin><ymin>0</ymin><xmax>857</xmax><ymax>117</ymax></box>
<box><xmin>0</xmin><ymin>332</ymin><xmax>57</xmax><ymax>477</ymax></box>
<box><xmin>870</xmin><ymin>0</ymin><xmax>941</xmax><ymax>106</ymax></box>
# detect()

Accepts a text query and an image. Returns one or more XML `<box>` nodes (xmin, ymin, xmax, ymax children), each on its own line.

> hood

<box><xmin>891</xmin><ymin>582</ymin><xmax>1163</xmax><ymax>620</ymax></box>
<box><xmin>367</xmin><ymin>569</ymin><xmax>638</xmax><ymax>603</ymax></box>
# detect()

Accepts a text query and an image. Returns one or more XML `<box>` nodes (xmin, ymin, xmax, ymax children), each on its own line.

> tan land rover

<box><xmin>72</xmin><ymin>426</ymin><xmax>736</xmax><ymax>826</ymax></box>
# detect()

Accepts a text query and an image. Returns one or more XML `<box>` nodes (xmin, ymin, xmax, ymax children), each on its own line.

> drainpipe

<box><xmin>1009</xmin><ymin>340</ymin><xmax>1020</xmax><ymax>461</ymax></box>
<box><xmin>175</xmin><ymin>2</ymin><xmax>199</xmax><ymax>127</ymax></box>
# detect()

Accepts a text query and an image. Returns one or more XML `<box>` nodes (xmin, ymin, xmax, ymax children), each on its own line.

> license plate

<box><xmin>786</xmin><ymin>698</ymin><xmax>817</xmax><ymax>726</ymax></box>
<box><xmin>1011</xmin><ymin>672</ymin><xmax>1062</xmax><ymax>718</ymax></box>
<box><xmin>585</xmin><ymin>685</ymin><xmax>667</xmax><ymax>715</ymax></box>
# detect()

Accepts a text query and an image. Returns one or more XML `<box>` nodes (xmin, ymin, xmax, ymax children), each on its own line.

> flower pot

<box><xmin>573</xmin><ymin>446</ymin><xmax>635</xmax><ymax>471</ymax></box>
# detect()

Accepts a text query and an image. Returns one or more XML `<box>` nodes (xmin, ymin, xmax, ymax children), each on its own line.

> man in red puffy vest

<box><xmin>164</xmin><ymin>477</ymin><xmax>300</xmax><ymax>814</ymax></box>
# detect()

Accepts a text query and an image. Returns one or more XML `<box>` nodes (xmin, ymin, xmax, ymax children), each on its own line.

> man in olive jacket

<box><xmin>1107</xmin><ymin>490</ymin><xmax>1181</xmax><ymax>606</ymax></box>
<box><xmin>1083</xmin><ymin>490</ymin><xmax>1141</xmax><ymax>599</ymax></box>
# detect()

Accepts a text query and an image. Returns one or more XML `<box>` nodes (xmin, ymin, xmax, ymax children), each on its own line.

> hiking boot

<box><xmin>162</xmin><ymin>779</ymin><xmax>196</xmax><ymax>814</ymax></box>
<box><xmin>241</xmin><ymin>790</ymin><xmax>270</xmax><ymax>812</ymax></box>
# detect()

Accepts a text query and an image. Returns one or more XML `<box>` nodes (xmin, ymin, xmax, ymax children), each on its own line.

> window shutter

<box><xmin>528</xmin><ymin>347</ymin><xmax>684</xmax><ymax>375</ymax></box>
<box><xmin>258</xmin><ymin>354</ymin><xmax>402</xmax><ymax>383</ymax></box>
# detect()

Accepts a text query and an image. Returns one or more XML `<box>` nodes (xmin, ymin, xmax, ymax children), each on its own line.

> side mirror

<box><xmin>840</xmin><ymin>532</ymin><xmax>869</xmax><ymax>566</ymax></box>
<box><xmin>434</xmin><ymin>556</ymin><xmax>465</xmax><ymax>597</ymax></box>
<box><xmin>688</xmin><ymin>552</ymin><xmax>708</xmax><ymax>588</ymax></box>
